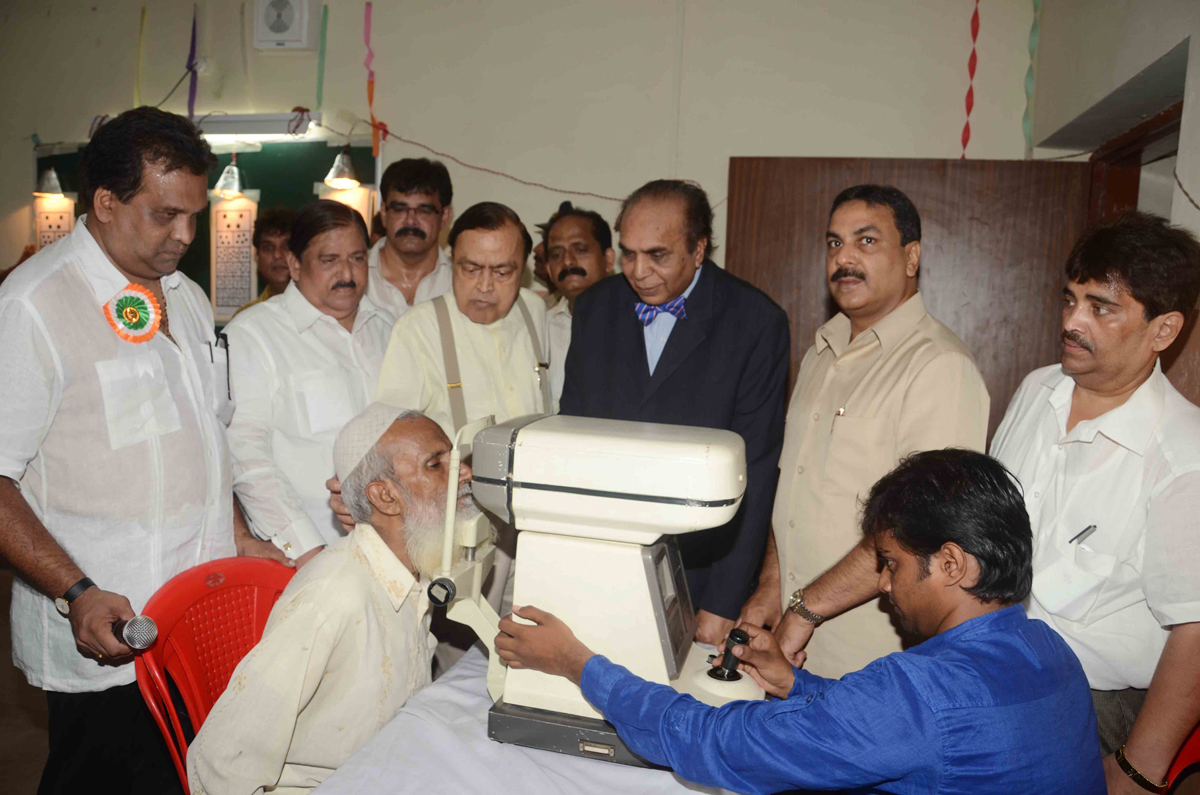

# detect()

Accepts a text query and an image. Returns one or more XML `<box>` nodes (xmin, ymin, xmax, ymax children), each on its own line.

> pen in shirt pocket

<box><xmin>1069</xmin><ymin>525</ymin><xmax>1097</xmax><ymax>545</ymax></box>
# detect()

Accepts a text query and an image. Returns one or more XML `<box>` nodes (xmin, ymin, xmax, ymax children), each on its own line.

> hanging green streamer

<box><xmin>1022</xmin><ymin>0</ymin><xmax>1042</xmax><ymax>151</ymax></box>
<box><xmin>316</xmin><ymin>5</ymin><xmax>329</xmax><ymax>110</ymax></box>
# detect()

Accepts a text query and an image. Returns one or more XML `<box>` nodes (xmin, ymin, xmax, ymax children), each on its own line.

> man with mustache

<box><xmin>990</xmin><ymin>213</ymin><xmax>1200</xmax><ymax>794</ymax></box>
<box><xmin>366</xmin><ymin>158</ymin><xmax>455</xmax><ymax>319</ymax></box>
<box><xmin>189</xmin><ymin>404</ymin><xmax>473</xmax><ymax>794</ymax></box>
<box><xmin>559</xmin><ymin>179</ymin><xmax>790</xmax><ymax>646</ymax></box>
<box><xmin>496</xmin><ymin>450</ymin><xmax>1105</xmax><ymax>794</ymax></box>
<box><xmin>234</xmin><ymin>205</ymin><xmax>298</xmax><ymax>316</ymax></box>
<box><xmin>225</xmin><ymin>200</ymin><xmax>395</xmax><ymax>569</ymax></box>
<box><xmin>751</xmin><ymin>185</ymin><xmax>989</xmax><ymax>679</ymax></box>
<box><xmin>542</xmin><ymin>202</ymin><xmax>615</xmax><ymax>409</ymax></box>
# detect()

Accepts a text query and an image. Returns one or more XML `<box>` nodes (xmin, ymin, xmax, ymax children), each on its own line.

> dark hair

<box><xmin>371</xmin><ymin>211</ymin><xmax>386</xmax><ymax>237</ymax></box>
<box><xmin>544</xmin><ymin>201</ymin><xmax>613</xmax><ymax>251</ymax></box>
<box><xmin>253</xmin><ymin>206</ymin><xmax>298</xmax><ymax>249</ymax></box>
<box><xmin>380</xmin><ymin>158</ymin><xmax>452</xmax><ymax>208</ymax></box>
<box><xmin>616</xmin><ymin>180</ymin><xmax>716</xmax><ymax>258</ymax></box>
<box><xmin>830</xmin><ymin>185</ymin><xmax>922</xmax><ymax>247</ymax></box>
<box><xmin>288</xmin><ymin>200</ymin><xmax>369</xmax><ymax>259</ymax></box>
<box><xmin>448</xmin><ymin>202</ymin><xmax>533</xmax><ymax>260</ymax></box>
<box><xmin>1065</xmin><ymin>211</ymin><xmax>1200</xmax><ymax>321</ymax></box>
<box><xmin>861</xmin><ymin>449</ymin><xmax>1032</xmax><ymax>604</ymax></box>
<box><xmin>79</xmin><ymin>106</ymin><xmax>217</xmax><ymax>212</ymax></box>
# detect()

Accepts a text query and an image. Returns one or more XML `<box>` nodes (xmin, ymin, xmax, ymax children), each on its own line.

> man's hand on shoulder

<box><xmin>327</xmin><ymin>477</ymin><xmax>354</xmax><ymax>533</ymax></box>
<box><xmin>695</xmin><ymin>609</ymin><xmax>736</xmax><ymax>646</ymax></box>
<box><xmin>715</xmin><ymin>622</ymin><xmax>802</xmax><ymax>699</ymax></box>
<box><xmin>774</xmin><ymin>611</ymin><xmax>816</xmax><ymax>667</ymax></box>
<box><xmin>69</xmin><ymin>587</ymin><xmax>135</xmax><ymax>660</ymax></box>
<box><xmin>495</xmin><ymin>605</ymin><xmax>594</xmax><ymax>685</ymax></box>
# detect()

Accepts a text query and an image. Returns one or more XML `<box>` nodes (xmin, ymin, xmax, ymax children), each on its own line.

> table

<box><xmin>317</xmin><ymin>647</ymin><xmax>727</xmax><ymax>795</ymax></box>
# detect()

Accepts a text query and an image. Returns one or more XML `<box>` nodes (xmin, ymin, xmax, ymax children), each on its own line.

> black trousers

<box><xmin>39</xmin><ymin>681</ymin><xmax>183</xmax><ymax>795</ymax></box>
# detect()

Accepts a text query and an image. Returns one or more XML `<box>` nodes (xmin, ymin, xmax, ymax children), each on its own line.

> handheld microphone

<box><xmin>111</xmin><ymin>615</ymin><xmax>158</xmax><ymax>650</ymax></box>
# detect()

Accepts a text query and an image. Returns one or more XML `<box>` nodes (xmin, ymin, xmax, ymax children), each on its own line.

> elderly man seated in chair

<box><xmin>187</xmin><ymin>404</ymin><xmax>475</xmax><ymax>794</ymax></box>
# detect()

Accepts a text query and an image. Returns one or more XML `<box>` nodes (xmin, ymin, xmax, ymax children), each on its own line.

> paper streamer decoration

<box><xmin>1022</xmin><ymin>0</ymin><xmax>1042</xmax><ymax>151</ymax></box>
<box><xmin>104</xmin><ymin>284</ymin><xmax>162</xmax><ymax>344</ymax></box>
<box><xmin>364</xmin><ymin>2</ymin><xmax>379</xmax><ymax>157</ymax></box>
<box><xmin>186</xmin><ymin>4</ymin><xmax>198</xmax><ymax>119</ymax></box>
<box><xmin>134</xmin><ymin>6</ymin><xmax>147</xmax><ymax>107</ymax></box>
<box><xmin>961</xmin><ymin>0</ymin><xmax>980</xmax><ymax>158</ymax></box>
<box><xmin>316</xmin><ymin>5</ymin><xmax>329</xmax><ymax>110</ymax></box>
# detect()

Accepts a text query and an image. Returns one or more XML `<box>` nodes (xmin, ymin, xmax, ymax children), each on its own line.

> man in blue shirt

<box><xmin>496</xmin><ymin>449</ymin><xmax>1105</xmax><ymax>794</ymax></box>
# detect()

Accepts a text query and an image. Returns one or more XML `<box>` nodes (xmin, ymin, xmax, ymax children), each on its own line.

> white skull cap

<box><xmin>333</xmin><ymin>402</ymin><xmax>413</xmax><ymax>483</ymax></box>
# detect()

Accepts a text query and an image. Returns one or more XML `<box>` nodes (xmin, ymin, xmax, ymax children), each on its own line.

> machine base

<box><xmin>488</xmin><ymin>697</ymin><xmax>667</xmax><ymax>770</ymax></box>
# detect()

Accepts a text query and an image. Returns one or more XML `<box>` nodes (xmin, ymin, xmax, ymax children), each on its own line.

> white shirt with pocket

<box><xmin>224</xmin><ymin>283</ymin><xmax>395</xmax><ymax>558</ymax></box>
<box><xmin>991</xmin><ymin>362</ymin><xmax>1200</xmax><ymax>690</ymax></box>
<box><xmin>0</xmin><ymin>220</ymin><xmax>236</xmax><ymax>693</ymax></box>
<box><xmin>365</xmin><ymin>239</ymin><xmax>453</xmax><ymax>321</ymax></box>
<box><xmin>546</xmin><ymin>295</ymin><xmax>571</xmax><ymax>412</ymax></box>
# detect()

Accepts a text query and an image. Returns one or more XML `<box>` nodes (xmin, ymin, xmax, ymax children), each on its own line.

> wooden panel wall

<box><xmin>725</xmin><ymin>157</ymin><xmax>1092</xmax><ymax>438</ymax></box>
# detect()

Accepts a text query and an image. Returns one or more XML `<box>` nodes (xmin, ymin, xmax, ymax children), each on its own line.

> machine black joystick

<box><xmin>707</xmin><ymin>627</ymin><xmax>750</xmax><ymax>682</ymax></box>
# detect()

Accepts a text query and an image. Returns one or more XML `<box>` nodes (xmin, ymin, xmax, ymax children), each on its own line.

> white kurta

<box><xmin>991</xmin><ymin>362</ymin><xmax>1200</xmax><ymax>690</ymax></box>
<box><xmin>187</xmin><ymin>524</ymin><xmax>435</xmax><ymax>795</ymax></box>
<box><xmin>224</xmin><ymin>283</ymin><xmax>395</xmax><ymax>558</ymax></box>
<box><xmin>546</xmin><ymin>295</ymin><xmax>571</xmax><ymax>413</ymax></box>
<box><xmin>0</xmin><ymin>220</ymin><xmax>235</xmax><ymax>692</ymax></box>
<box><xmin>364</xmin><ymin>239</ymin><xmax>453</xmax><ymax>320</ymax></box>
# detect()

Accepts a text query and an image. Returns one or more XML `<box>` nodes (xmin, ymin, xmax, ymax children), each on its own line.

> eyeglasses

<box><xmin>387</xmin><ymin>202</ymin><xmax>441</xmax><ymax>219</ymax></box>
<box><xmin>456</xmin><ymin>262</ymin><xmax>520</xmax><ymax>281</ymax></box>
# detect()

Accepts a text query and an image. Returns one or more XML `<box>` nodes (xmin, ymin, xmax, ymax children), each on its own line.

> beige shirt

<box><xmin>546</xmin><ymin>295</ymin><xmax>572</xmax><ymax>412</ymax></box>
<box><xmin>772</xmin><ymin>293</ymin><xmax>989</xmax><ymax>677</ymax></box>
<box><xmin>224</xmin><ymin>284</ymin><xmax>395</xmax><ymax>558</ymax></box>
<box><xmin>992</xmin><ymin>362</ymin><xmax>1200</xmax><ymax>690</ymax></box>
<box><xmin>187</xmin><ymin>524</ymin><xmax>435</xmax><ymax>795</ymax></box>
<box><xmin>365</xmin><ymin>239</ymin><xmax>453</xmax><ymax>321</ymax></box>
<box><xmin>375</xmin><ymin>288</ymin><xmax>549</xmax><ymax>437</ymax></box>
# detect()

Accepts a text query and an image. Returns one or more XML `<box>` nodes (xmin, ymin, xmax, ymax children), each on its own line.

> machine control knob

<box><xmin>707</xmin><ymin>628</ymin><xmax>750</xmax><ymax>682</ymax></box>
<box><xmin>428</xmin><ymin>578</ymin><xmax>456</xmax><ymax>607</ymax></box>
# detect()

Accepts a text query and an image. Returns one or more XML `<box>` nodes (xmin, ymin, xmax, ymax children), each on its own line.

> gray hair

<box><xmin>341</xmin><ymin>409</ymin><xmax>425</xmax><ymax>525</ymax></box>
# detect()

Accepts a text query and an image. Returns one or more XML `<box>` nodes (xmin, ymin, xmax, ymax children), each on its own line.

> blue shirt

<box><xmin>580</xmin><ymin>606</ymin><xmax>1104</xmax><ymax>794</ymax></box>
<box><xmin>643</xmin><ymin>264</ymin><xmax>703</xmax><ymax>375</ymax></box>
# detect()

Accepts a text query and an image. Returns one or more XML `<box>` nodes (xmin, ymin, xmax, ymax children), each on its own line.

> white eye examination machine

<box><xmin>435</xmin><ymin>414</ymin><xmax>764</xmax><ymax>768</ymax></box>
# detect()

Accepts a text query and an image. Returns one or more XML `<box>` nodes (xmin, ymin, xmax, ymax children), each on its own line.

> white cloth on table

<box><xmin>315</xmin><ymin>647</ymin><xmax>728</xmax><ymax>795</ymax></box>
<box><xmin>224</xmin><ymin>282</ymin><xmax>395</xmax><ymax>558</ymax></box>
<box><xmin>0</xmin><ymin>219</ymin><xmax>235</xmax><ymax>693</ymax></box>
<box><xmin>365</xmin><ymin>238</ymin><xmax>453</xmax><ymax>320</ymax></box>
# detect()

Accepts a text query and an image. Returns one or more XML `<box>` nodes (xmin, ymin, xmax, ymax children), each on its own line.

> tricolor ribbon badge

<box><xmin>104</xmin><ymin>283</ymin><xmax>161</xmax><ymax>343</ymax></box>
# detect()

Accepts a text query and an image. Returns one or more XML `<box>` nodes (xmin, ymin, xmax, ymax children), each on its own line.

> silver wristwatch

<box><xmin>787</xmin><ymin>588</ymin><xmax>826</xmax><ymax>627</ymax></box>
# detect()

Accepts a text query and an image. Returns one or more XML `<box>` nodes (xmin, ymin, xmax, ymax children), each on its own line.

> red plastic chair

<box><xmin>1169</xmin><ymin>722</ymin><xmax>1200</xmax><ymax>788</ymax></box>
<box><xmin>135</xmin><ymin>557</ymin><xmax>296</xmax><ymax>791</ymax></box>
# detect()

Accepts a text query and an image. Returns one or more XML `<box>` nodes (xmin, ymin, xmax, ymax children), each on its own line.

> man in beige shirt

<box><xmin>188</xmin><ymin>403</ymin><xmax>475</xmax><ymax>794</ymax></box>
<box><xmin>738</xmin><ymin>184</ymin><xmax>989</xmax><ymax>679</ymax></box>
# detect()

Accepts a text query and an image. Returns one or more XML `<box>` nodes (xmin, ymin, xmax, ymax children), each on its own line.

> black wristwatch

<box><xmin>55</xmin><ymin>577</ymin><xmax>96</xmax><ymax>617</ymax></box>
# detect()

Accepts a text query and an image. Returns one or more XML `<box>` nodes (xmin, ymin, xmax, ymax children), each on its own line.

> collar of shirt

<box><xmin>904</xmin><ymin>603</ymin><xmax>1027</xmax><ymax>659</ymax></box>
<box><xmin>547</xmin><ymin>295</ymin><xmax>571</xmax><ymax>320</ymax></box>
<box><xmin>368</xmin><ymin>238</ymin><xmax>452</xmax><ymax>283</ymax></box>
<box><xmin>679</xmin><ymin>263</ymin><xmax>704</xmax><ymax>303</ymax></box>
<box><xmin>816</xmin><ymin>291</ymin><xmax>927</xmax><ymax>358</ymax></box>
<box><xmin>351</xmin><ymin>523</ymin><xmax>419</xmax><ymax>612</ymax></box>
<box><xmin>74</xmin><ymin>217</ymin><xmax>182</xmax><ymax>304</ymax></box>
<box><xmin>1041</xmin><ymin>359</ymin><xmax>1165</xmax><ymax>455</ymax></box>
<box><xmin>281</xmin><ymin>280</ymin><xmax>386</xmax><ymax>335</ymax></box>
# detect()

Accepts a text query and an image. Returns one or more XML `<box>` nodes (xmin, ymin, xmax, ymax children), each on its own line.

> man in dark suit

<box><xmin>559</xmin><ymin>179</ymin><xmax>789</xmax><ymax>645</ymax></box>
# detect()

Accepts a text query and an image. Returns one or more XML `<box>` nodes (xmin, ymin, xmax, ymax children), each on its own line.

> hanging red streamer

<box><xmin>364</xmin><ymin>3</ymin><xmax>378</xmax><ymax>157</ymax></box>
<box><xmin>961</xmin><ymin>0</ymin><xmax>980</xmax><ymax>158</ymax></box>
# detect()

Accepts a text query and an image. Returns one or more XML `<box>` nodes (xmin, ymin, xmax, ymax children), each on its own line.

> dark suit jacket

<box><xmin>560</xmin><ymin>263</ymin><xmax>789</xmax><ymax>619</ymax></box>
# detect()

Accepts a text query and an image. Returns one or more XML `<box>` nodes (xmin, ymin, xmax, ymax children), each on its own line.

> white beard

<box><xmin>404</xmin><ymin>483</ymin><xmax>482</xmax><ymax>579</ymax></box>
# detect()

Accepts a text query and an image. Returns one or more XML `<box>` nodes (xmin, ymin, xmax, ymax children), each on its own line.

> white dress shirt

<box><xmin>375</xmin><ymin>289</ymin><xmax>550</xmax><ymax>438</ymax></box>
<box><xmin>546</xmin><ymin>295</ymin><xmax>572</xmax><ymax>412</ymax></box>
<box><xmin>224</xmin><ymin>284</ymin><xmax>396</xmax><ymax>559</ymax></box>
<box><xmin>643</xmin><ymin>264</ymin><xmax>702</xmax><ymax>375</ymax></box>
<box><xmin>365</xmin><ymin>239</ymin><xmax>453</xmax><ymax>320</ymax></box>
<box><xmin>187</xmin><ymin>524</ymin><xmax>435</xmax><ymax>794</ymax></box>
<box><xmin>0</xmin><ymin>220</ymin><xmax>235</xmax><ymax>693</ymax></box>
<box><xmin>991</xmin><ymin>362</ymin><xmax>1200</xmax><ymax>690</ymax></box>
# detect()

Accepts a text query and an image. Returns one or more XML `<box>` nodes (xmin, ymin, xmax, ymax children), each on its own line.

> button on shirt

<box><xmin>582</xmin><ymin>606</ymin><xmax>1104</xmax><ymax>794</ymax></box>
<box><xmin>772</xmin><ymin>293</ymin><xmax>989</xmax><ymax>677</ymax></box>
<box><xmin>364</xmin><ymin>239</ymin><xmax>453</xmax><ymax>320</ymax></box>
<box><xmin>991</xmin><ymin>362</ymin><xmax>1200</xmax><ymax>690</ymax></box>
<box><xmin>546</xmin><ymin>295</ymin><xmax>571</xmax><ymax>412</ymax></box>
<box><xmin>0</xmin><ymin>221</ymin><xmax>235</xmax><ymax>693</ymax></box>
<box><xmin>188</xmin><ymin>524</ymin><xmax>435</xmax><ymax>795</ymax></box>
<box><xmin>643</xmin><ymin>264</ymin><xmax>702</xmax><ymax>375</ymax></box>
<box><xmin>224</xmin><ymin>283</ymin><xmax>396</xmax><ymax>558</ymax></box>
<box><xmin>375</xmin><ymin>289</ymin><xmax>550</xmax><ymax>437</ymax></box>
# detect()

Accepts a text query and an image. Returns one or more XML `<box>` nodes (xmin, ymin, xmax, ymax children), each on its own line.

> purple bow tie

<box><xmin>635</xmin><ymin>295</ymin><xmax>688</xmax><ymax>326</ymax></box>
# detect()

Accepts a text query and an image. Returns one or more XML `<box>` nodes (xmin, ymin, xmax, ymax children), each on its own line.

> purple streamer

<box><xmin>186</xmin><ymin>5</ymin><xmax>197</xmax><ymax>119</ymax></box>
